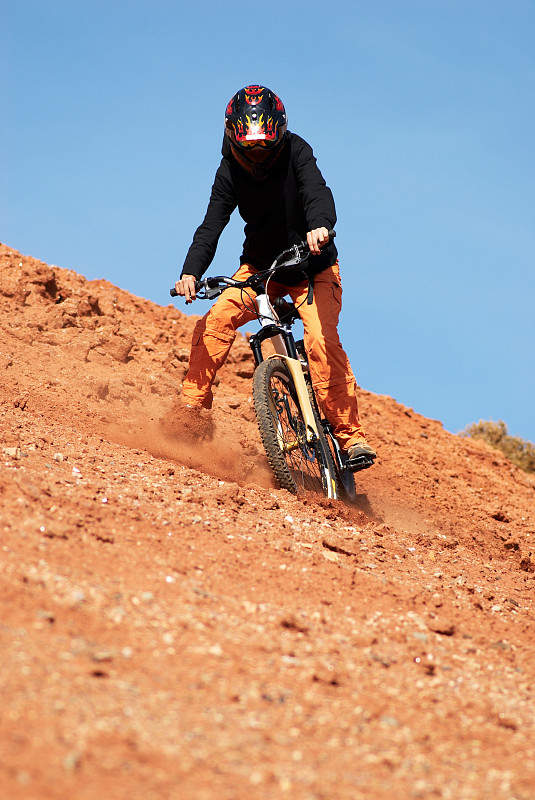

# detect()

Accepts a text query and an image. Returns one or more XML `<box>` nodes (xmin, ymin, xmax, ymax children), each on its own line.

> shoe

<box><xmin>347</xmin><ymin>442</ymin><xmax>377</xmax><ymax>460</ymax></box>
<box><xmin>345</xmin><ymin>441</ymin><xmax>376</xmax><ymax>473</ymax></box>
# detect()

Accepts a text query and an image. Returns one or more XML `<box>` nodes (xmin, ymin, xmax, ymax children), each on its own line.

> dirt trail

<box><xmin>1</xmin><ymin>243</ymin><xmax>534</xmax><ymax>799</ymax></box>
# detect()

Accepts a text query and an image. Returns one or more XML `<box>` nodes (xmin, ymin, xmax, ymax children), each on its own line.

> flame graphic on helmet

<box><xmin>248</xmin><ymin>112</ymin><xmax>264</xmax><ymax>136</ymax></box>
<box><xmin>229</xmin><ymin>111</ymin><xmax>279</xmax><ymax>145</ymax></box>
<box><xmin>244</xmin><ymin>85</ymin><xmax>265</xmax><ymax>104</ymax></box>
<box><xmin>265</xmin><ymin>116</ymin><xmax>276</xmax><ymax>136</ymax></box>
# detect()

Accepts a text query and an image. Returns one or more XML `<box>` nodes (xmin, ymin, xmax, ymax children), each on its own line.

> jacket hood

<box><xmin>221</xmin><ymin>134</ymin><xmax>232</xmax><ymax>158</ymax></box>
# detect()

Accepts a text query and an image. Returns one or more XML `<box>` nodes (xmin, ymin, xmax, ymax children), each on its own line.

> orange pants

<box><xmin>181</xmin><ymin>262</ymin><xmax>367</xmax><ymax>451</ymax></box>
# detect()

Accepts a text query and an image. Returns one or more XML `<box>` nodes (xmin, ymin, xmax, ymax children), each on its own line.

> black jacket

<box><xmin>181</xmin><ymin>132</ymin><xmax>337</xmax><ymax>286</ymax></box>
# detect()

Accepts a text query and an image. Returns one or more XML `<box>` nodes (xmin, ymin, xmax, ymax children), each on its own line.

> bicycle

<box><xmin>170</xmin><ymin>231</ymin><xmax>374</xmax><ymax>501</ymax></box>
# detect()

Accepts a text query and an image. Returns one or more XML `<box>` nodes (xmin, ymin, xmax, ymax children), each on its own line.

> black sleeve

<box><xmin>291</xmin><ymin>135</ymin><xmax>337</xmax><ymax>231</ymax></box>
<box><xmin>181</xmin><ymin>160</ymin><xmax>237</xmax><ymax>279</ymax></box>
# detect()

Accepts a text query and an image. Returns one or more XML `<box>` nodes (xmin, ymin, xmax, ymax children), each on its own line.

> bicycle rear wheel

<box><xmin>305</xmin><ymin>376</ymin><xmax>357</xmax><ymax>503</ymax></box>
<box><xmin>328</xmin><ymin>436</ymin><xmax>357</xmax><ymax>502</ymax></box>
<box><xmin>253</xmin><ymin>358</ymin><xmax>338</xmax><ymax>498</ymax></box>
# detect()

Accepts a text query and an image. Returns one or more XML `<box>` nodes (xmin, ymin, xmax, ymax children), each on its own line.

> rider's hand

<box><xmin>307</xmin><ymin>227</ymin><xmax>330</xmax><ymax>255</ymax></box>
<box><xmin>174</xmin><ymin>274</ymin><xmax>197</xmax><ymax>304</ymax></box>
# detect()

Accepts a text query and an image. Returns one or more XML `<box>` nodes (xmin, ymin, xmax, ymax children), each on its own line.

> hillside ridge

<box><xmin>1</xmin><ymin>242</ymin><xmax>534</xmax><ymax>799</ymax></box>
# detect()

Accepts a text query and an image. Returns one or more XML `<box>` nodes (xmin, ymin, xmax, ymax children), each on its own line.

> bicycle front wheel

<box><xmin>253</xmin><ymin>358</ymin><xmax>338</xmax><ymax>498</ymax></box>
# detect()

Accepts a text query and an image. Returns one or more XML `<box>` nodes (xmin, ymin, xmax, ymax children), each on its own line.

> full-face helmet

<box><xmin>224</xmin><ymin>85</ymin><xmax>287</xmax><ymax>172</ymax></box>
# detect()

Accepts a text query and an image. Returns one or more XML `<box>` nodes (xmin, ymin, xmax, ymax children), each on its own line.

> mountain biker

<box><xmin>173</xmin><ymin>85</ymin><xmax>376</xmax><ymax>469</ymax></box>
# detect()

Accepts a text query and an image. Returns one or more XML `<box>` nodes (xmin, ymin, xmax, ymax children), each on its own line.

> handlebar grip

<box><xmin>170</xmin><ymin>277</ymin><xmax>206</xmax><ymax>298</ymax></box>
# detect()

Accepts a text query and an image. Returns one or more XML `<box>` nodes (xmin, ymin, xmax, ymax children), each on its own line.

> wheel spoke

<box><xmin>253</xmin><ymin>360</ymin><xmax>337</xmax><ymax>498</ymax></box>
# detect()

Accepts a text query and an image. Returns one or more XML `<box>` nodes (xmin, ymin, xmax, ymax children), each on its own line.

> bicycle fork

<box><xmin>248</xmin><ymin>293</ymin><xmax>321</xmax><ymax>447</ymax></box>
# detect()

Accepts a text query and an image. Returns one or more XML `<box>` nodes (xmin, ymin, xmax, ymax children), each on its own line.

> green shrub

<box><xmin>462</xmin><ymin>419</ymin><xmax>535</xmax><ymax>474</ymax></box>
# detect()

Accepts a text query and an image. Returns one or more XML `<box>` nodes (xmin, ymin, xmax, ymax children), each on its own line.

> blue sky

<box><xmin>3</xmin><ymin>0</ymin><xmax>535</xmax><ymax>442</ymax></box>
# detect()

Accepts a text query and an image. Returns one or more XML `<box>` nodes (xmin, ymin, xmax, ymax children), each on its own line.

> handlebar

<box><xmin>170</xmin><ymin>229</ymin><xmax>336</xmax><ymax>298</ymax></box>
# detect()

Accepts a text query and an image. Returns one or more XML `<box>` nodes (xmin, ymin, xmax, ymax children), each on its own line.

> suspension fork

<box><xmin>248</xmin><ymin>292</ymin><xmax>320</xmax><ymax>444</ymax></box>
<box><xmin>248</xmin><ymin>335</ymin><xmax>319</xmax><ymax>444</ymax></box>
<box><xmin>265</xmin><ymin>354</ymin><xmax>320</xmax><ymax>444</ymax></box>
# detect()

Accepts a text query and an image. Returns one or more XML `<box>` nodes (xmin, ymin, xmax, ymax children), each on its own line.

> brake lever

<box><xmin>204</xmin><ymin>286</ymin><xmax>223</xmax><ymax>299</ymax></box>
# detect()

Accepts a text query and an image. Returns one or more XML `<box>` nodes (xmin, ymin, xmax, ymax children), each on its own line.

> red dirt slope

<box><xmin>1</xmin><ymin>243</ymin><xmax>534</xmax><ymax>800</ymax></box>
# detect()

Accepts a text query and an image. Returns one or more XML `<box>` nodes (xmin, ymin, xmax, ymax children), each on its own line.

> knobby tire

<box><xmin>253</xmin><ymin>358</ymin><xmax>337</xmax><ymax>498</ymax></box>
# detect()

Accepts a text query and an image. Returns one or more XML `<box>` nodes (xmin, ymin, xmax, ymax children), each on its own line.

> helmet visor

<box><xmin>225</xmin><ymin>119</ymin><xmax>285</xmax><ymax>151</ymax></box>
<box><xmin>238</xmin><ymin>132</ymin><xmax>277</xmax><ymax>148</ymax></box>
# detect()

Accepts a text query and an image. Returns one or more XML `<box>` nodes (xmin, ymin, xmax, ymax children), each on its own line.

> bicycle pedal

<box><xmin>345</xmin><ymin>454</ymin><xmax>375</xmax><ymax>473</ymax></box>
